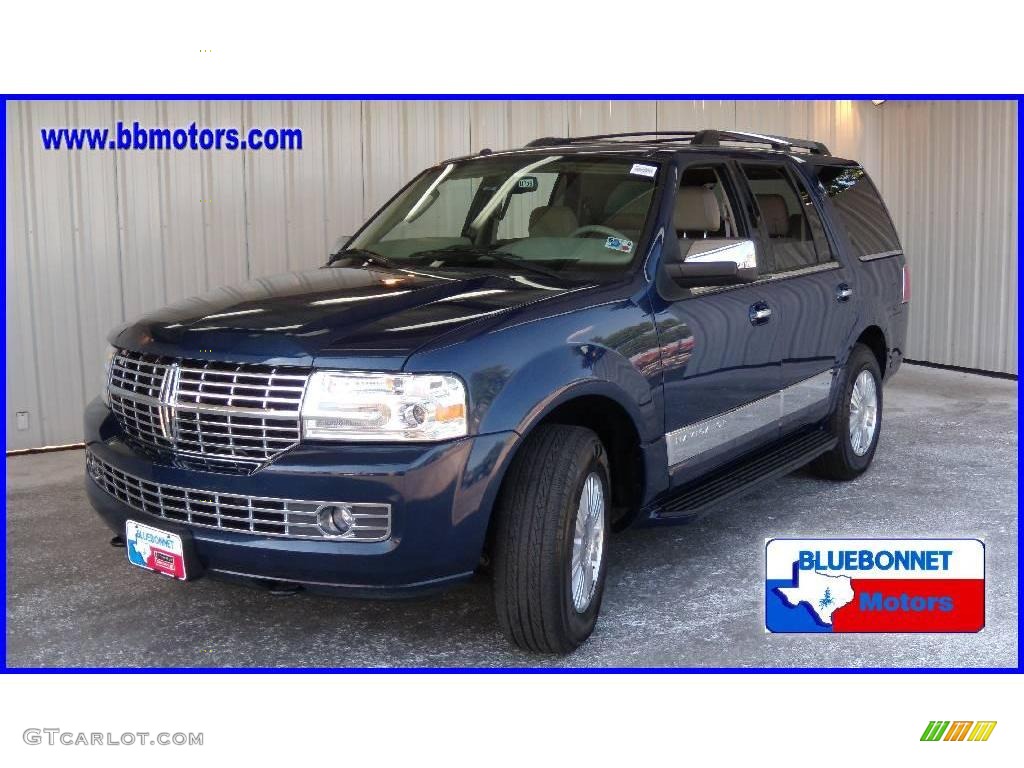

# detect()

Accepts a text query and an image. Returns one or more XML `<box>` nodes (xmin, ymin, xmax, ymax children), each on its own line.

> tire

<box><xmin>810</xmin><ymin>342</ymin><xmax>883</xmax><ymax>481</ymax></box>
<box><xmin>492</xmin><ymin>424</ymin><xmax>611</xmax><ymax>654</ymax></box>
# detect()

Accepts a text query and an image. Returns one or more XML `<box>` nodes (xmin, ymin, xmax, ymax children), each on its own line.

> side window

<box><xmin>740</xmin><ymin>164</ymin><xmax>818</xmax><ymax>272</ymax></box>
<box><xmin>676</xmin><ymin>165</ymin><xmax>746</xmax><ymax>239</ymax></box>
<box><xmin>791</xmin><ymin>172</ymin><xmax>836</xmax><ymax>263</ymax></box>
<box><xmin>816</xmin><ymin>165</ymin><xmax>901</xmax><ymax>259</ymax></box>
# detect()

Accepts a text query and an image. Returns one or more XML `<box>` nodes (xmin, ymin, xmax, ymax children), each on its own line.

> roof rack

<box><xmin>523</xmin><ymin>129</ymin><xmax>831</xmax><ymax>156</ymax></box>
<box><xmin>524</xmin><ymin>131</ymin><xmax>695</xmax><ymax>148</ymax></box>
<box><xmin>692</xmin><ymin>130</ymin><xmax>830</xmax><ymax>155</ymax></box>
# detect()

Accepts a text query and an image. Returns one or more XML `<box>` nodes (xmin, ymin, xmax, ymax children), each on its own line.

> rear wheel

<box><xmin>492</xmin><ymin>424</ymin><xmax>610</xmax><ymax>654</ymax></box>
<box><xmin>810</xmin><ymin>343</ymin><xmax>883</xmax><ymax>480</ymax></box>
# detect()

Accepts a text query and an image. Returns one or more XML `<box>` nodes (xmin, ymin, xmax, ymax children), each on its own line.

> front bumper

<box><xmin>84</xmin><ymin>398</ymin><xmax>519</xmax><ymax>596</ymax></box>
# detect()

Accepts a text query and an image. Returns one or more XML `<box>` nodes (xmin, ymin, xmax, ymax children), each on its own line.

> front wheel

<box><xmin>810</xmin><ymin>343</ymin><xmax>883</xmax><ymax>480</ymax></box>
<box><xmin>492</xmin><ymin>424</ymin><xmax>611</xmax><ymax>654</ymax></box>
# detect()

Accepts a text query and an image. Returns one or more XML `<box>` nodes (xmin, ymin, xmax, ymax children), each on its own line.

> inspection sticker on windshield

<box><xmin>765</xmin><ymin>538</ymin><xmax>984</xmax><ymax>633</ymax></box>
<box><xmin>629</xmin><ymin>163</ymin><xmax>657</xmax><ymax>178</ymax></box>
<box><xmin>605</xmin><ymin>237</ymin><xmax>634</xmax><ymax>254</ymax></box>
<box><xmin>126</xmin><ymin>520</ymin><xmax>187</xmax><ymax>580</ymax></box>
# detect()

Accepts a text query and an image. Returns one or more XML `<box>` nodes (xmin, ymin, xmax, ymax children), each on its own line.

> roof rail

<box><xmin>525</xmin><ymin>131</ymin><xmax>697</xmax><ymax>148</ymax></box>
<box><xmin>522</xmin><ymin>129</ymin><xmax>830</xmax><ymax>156</ymax></box>
<box><xmin>691</xmin><ymin>129</ymin><xmax>831</xmax><ymax>156</ymax></box>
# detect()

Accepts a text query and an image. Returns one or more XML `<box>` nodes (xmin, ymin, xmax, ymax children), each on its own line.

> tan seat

<box><xmin>528</xmin><ymin>205</ymin><xmax>578</xmax><ymax>237</ymax></box>
<box><xmin>756</xmin><ymin>193</ymin><xmax>816</xmax><ymax>270</ymax></box>
<box><xmin>674</xmin><ymin>187</ymin><xmax>721</xmax><ymax>237</ymax></box>
<box><xmin>755</xmin><ymin>194</ymin><xmax>790</xmax><ymax>237</ymax></box>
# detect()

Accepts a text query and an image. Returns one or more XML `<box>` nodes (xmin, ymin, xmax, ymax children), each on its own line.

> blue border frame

<box><xmin>1</xmin><ymin>94</ymin><xmax>1020</xmax><ymax>674</ymax></box>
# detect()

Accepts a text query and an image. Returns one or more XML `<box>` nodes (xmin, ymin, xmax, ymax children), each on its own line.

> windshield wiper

<box><xmin>327</xmin><ymin>247</ymin><xmax>396</xmax><ymax>270</ymax></box>
<box><xmin>411</xmin><ymin>247</ymin><xmax>564</xmax><ymax>282</ymax></box>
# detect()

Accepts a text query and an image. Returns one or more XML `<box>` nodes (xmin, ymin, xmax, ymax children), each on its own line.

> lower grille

<box><xmin>87</xmin><ymin>451</ymin><xmax>391</xmax><ymax>541</ymax></box>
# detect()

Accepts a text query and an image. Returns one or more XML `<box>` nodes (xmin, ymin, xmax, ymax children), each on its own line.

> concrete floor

<box><xmin>5</xmin><ymin>364</ymin><xmax>1018</xmax><ymax>668</ymax></box>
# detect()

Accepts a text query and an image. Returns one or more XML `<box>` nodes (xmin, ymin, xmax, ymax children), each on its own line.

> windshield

<box><xmin>345</xmin><ymin>155</ymin><xmax>662</xmax><ymax>278</ymax></box>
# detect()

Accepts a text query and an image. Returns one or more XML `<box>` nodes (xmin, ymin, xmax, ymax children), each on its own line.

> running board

<box><xmin>653</xmin><ymin>429</ymin><xmax>837</xmax><ymax>520</ymax></box>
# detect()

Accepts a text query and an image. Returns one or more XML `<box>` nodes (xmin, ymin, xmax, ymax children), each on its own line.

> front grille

<box><xmin>108</xmin><ymin>350</ymin><xmax>175</xmax><ymax>451</ymax></box>
<box><xmin>106</xmin><ymin>349</ymin><xmax>310</xmax><ymax>472</ymax></box>
<box><xmin>87</xmin><ymin>451</ymin><xmax>391</xmax><ymax>541</ymax></box>
<box><xmin>174</xmin><ymin>361</ymin><xmax>306</xmax><ymax>465</ymax></box>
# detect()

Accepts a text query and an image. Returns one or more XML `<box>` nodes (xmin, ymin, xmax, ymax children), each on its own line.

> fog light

<box><xmin>316</xmin><ymin>504</ymin><xmax>357</xmax><ymax>536</ymax></box>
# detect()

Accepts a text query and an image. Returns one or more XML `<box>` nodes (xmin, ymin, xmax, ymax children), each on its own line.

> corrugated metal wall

<box><xmin>876</xmin><ymin>100</ymin><xmax>1018</xmax><ymax>374</ymax></box>
<box><xmin>4</xmin><ymin>99</ymin><xmax>1016</xmax><ymax>449</ymax></box>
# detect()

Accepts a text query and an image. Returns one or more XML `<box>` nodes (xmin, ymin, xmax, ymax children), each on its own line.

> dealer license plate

<box><xmin>125</xmin><ymin>520</ymin><xmax>187</xmax><ymax>580</ymax></box>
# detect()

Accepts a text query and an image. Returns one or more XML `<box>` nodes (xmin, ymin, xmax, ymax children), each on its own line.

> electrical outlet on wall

<box><xmin>15</xmin><ymin>411</ymin><xmax>29</xmax><ymax>431</ymax></box>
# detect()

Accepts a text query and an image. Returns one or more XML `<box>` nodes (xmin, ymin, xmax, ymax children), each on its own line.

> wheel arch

<box><xmin>853</xmin><ymin>324</ymin><xmax>888</xmax><ymax>378</ymax></box>
<box><xmin>529</xmin><ymin>392</ymin><xmax>646</xmax><ymax>529</ymax></box>
<box><xmin>481</xmin><ymin>383</ymin><xmax>649</xmax><ymax>563</ymax></box>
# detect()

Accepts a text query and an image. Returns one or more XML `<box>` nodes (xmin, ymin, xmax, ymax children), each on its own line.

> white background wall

<box><xmin>4</xmin><ymin>99</ymin><xmax>1017</xmax><ymax>449</ymax></box>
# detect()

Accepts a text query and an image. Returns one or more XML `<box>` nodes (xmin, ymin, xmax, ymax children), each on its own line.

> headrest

<box><xmin>674</xmin><ymin>187</ymin><xmax>721</xmax><ymax>233</ymax></box>
<box><xmin>756</xmin><ymin>194</ymin><xmax>789</xmax><ymax>237</ymax></box>
<box><xmin>529</xmin><ymin>205</ymin><xmax>578</xmax><ymax>237</ymax></box>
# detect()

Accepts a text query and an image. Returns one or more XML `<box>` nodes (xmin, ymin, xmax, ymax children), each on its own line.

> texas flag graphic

<box><xmin>765</xmin><ymin>539</ymin><xmax>984</xmax><ymax>633</ymax></box>
<box><xmin>125</xmin><ymin>520</ymin><xmax>187</xmax><ymax>580</ymax></box>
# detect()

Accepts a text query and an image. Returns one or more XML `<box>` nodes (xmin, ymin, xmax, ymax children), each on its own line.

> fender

<box><xmin>405</xmin><ymin>291</ymin><xmax>663</xmax><ymax>442</ymax></box>
<box><xmin>479</xmin><ymin>344</ymin><xmax>660</xmax><ymax>441</ymax></box>
<box><xmin>405</xmin><ymin>298</ymin><xmax>665</xmax><ymax>531</ymax></box>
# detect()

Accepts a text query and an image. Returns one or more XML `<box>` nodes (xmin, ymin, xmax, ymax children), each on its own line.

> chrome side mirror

<box><xmin>681</xmin><ymin>238</ymin><xmax>758</xmax><ymax>270</ymax></box>
<box><xmin>665</xmin><ymin>239</ymin><xmax>759</xmax><ymax>287</ymax></box>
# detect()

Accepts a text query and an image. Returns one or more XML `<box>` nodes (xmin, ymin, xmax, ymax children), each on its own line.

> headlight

<box><xmin>301</xmin><ymin>372</ymin><xmax>468</xmax><ymax>442</ymax></box>
<box><xmin>101</xmin><ymin>345</ymin><xmax>117</xmax><ymax>406</ymax></box>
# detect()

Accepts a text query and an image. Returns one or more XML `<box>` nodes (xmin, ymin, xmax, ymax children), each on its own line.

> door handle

<box><xmin>836</xmin><ymin>283</ymin><xmax>853</xmax><ymax>302</ymax></box>
<box><xmin>749</xmin><ymin>302</ymin><xmax>772</xmax><ymax>325</ymax></box>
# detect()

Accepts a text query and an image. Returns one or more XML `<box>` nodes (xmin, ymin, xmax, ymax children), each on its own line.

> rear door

<box><xmin>653</xmin><ymin>158</ymin><xmax>782</xmax><ymax>486</ymax></box>
<box><xmin>736</xmin><ymin>160</ymin><xmax>856</xmax><ymax>432</ymax></box>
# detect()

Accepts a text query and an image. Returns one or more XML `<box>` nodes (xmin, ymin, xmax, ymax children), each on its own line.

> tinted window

<box><xmin>677</xmin><ymin>165</ymin><xmax>746</xmax><ymax>238</ymax></box>
<box><xmin>791</xmin><ymin>172</ymin><xmax>835</xmax><ymax>263</ymax></box>
<box><xmin>741</xmin><ymin>164</ymin><xmax>818</xmax><ymax>272</ymax></box>
<box><xmin>816</xmin><ymin>166</ymin><xmax>901</xmax><ymax>258</ymax></box>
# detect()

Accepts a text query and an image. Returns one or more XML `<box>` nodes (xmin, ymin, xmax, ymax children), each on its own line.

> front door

<box><xmin>653</xmin><ymin>160</ymin><xmax>782</xmax><ymax>487</ymax></box>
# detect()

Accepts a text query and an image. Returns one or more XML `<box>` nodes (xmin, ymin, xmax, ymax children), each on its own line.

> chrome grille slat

<box><xmin>107</xmin><ymin>349</ymin><xmax>309</xmax><ymax>472</ymax></box>
<box><xmin>177</xmin><ymin>365</ymin><xmax>308</xmax><ymax>380</ymax></box>
<box><xmin>173</xmin><ymin>390</ymin><xmax>303</xmax><ymax>405</ymax></box>
<box><xmin>87</xmin><ymin>451</ymin><xmax>391</xmax><ymax>541</ymax></box>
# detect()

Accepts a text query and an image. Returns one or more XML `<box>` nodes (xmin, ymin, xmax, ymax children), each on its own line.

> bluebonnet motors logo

<box><xmin>765</xmin><ymin>538</ymin><xmax>985</xmax><ymax>632</ymax></box>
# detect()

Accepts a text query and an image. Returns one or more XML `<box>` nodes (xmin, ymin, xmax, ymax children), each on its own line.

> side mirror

<box><xmin>665</xmin><ymin>260</ymin><xmax>759</xmax><ymax>287</ymax></box>
<box><xmin>665</xmin><ymin>238</ymin><xmax>759</xmax><ymax>287</ymax></box>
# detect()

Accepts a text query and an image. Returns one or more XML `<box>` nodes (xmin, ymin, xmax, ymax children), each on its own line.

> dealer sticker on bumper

<box><xmin>126</xmin><ymin>520</ymin><xmax>187</xmax><ymax>580</ymax></box>
<box><xmin>765</xmin><ymin>538</ymin><xmax>984</xmax><ymax>633</ymax></box>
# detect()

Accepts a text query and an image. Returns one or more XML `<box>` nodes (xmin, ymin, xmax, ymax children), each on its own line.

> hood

<box><xmin>113</xmin><ymin>266</ymin><xmax>580</xmax><ymax>368</ymax></box>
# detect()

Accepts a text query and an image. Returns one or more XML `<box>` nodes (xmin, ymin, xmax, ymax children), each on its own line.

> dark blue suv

<box><xmin>85</xmin><ymin>129</ymin><xmax>909</xmax><ymax>653</ymax></box>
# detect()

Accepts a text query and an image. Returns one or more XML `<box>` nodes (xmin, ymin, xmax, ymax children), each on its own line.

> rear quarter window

<box><xmin>816</xmin><ymin>166</ymin><xmax>902</xmax><ymax>258</ymax></box>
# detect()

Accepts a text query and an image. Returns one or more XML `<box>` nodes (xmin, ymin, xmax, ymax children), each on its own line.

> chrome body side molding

<box><xmin>666</xmin><ymin>369</ymin><xmax>835</xmax><ymax>467</ymax></box>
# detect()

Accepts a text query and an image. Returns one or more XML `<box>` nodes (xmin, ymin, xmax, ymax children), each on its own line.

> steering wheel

<box><xmin>569</xmin><ymin>224</ymin><xmax>630</xmax><ymax>241</ymax></box>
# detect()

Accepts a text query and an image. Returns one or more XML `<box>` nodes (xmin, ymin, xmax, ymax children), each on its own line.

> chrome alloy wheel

<box><xmin>570</xmin><ymin>472</ymin><xmax>606</xmax><ymax>613</ymax></box>
<box><xmin>848</xmin><ymin>370</ymin><xmax>879</xmax><ymax>456</ymax></box>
